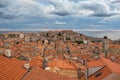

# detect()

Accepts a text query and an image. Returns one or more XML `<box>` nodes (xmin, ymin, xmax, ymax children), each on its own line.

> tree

<box><xmin>75</xmin><ymin>40</ymin><xmax>83</xmax><ymax>44</ymax></box>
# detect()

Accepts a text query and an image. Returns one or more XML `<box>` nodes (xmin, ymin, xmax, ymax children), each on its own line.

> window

<box><xmin>95</xmin><ymin>72</ymin><xmax>102</xmax><ymax>77</ymax></box>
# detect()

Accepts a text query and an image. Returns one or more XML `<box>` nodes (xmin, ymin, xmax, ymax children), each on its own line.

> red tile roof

<box><xmin>102</xmin><ymin>73</ymin><xmax>120</xmax><ymax>80</ymax></box>
<box><xmin>87</xmin><ymin>57</ymin><xmax>120</xmax><ymax>74</ymax></box>
<box><xmin>23</xmin><ymin>66</ymin><xmax>76</xmax><ymax>80</ymax></box>
<box><xmin>89</xmin><ymin>66</ymin><xmax>112</xmax><ymax>80</ymax></box>
<box><xmin>29</xmin><ymin>56</ymin><xmax>43</xmax><ymax>67</ymax></box>
<box><xmin>87</xmin><ymin>59</ymin><xmax>105</xmax><ymax>68</ymax></box>
<box><xmin>101</xmin><ymin>57</ymin><xmax>120</xmax><ymax>75</ymax></box>
<box><xmin>0</xmin><ymin>55</ymin><xmax>27</xmax><ymax>80</ymax></box>
<box><xmin>87</xmin><ymin>57</ymin><xmax>120</xmax><ymax>80</ymax></box>
<box><xmin>49</xmin><ymin>58</ymin><xmax>77</xmax><ymax>70</ymax></box>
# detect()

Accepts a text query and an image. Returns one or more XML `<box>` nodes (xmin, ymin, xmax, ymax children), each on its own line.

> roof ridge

<box><xmin>20</xmin><ymin>67</ymin><xmax>33</xmax><ymax>80</ymax></box>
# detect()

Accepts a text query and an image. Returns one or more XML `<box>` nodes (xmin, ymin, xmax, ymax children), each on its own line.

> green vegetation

<box><xmin>66</xmin><ymin>37</ymin><xmax>70</xmax><ymax>40</ymax></box>
<box><xmin>75</xmin><ymin>40</ymin><xmax>83</xmax><ymax>44</ymax></box>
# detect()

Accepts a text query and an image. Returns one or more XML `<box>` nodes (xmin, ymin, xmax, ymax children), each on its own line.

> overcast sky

<box><xmin>0</xmin><ymin>0</ymin><xmax>120</xmax><ymax>31</ymax></box>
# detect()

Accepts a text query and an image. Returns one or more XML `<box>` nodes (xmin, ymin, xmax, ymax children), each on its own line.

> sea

<box><xmin>78</xmin><ymin>31</ymin><xmax>120</xmax><ymax>40</ymax></box>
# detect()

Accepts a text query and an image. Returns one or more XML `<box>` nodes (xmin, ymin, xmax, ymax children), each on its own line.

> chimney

<box><xmin>85</xmin><ymin>60</ymin><xmax>88</xmax><ymax>80</ymax></box>
<box><xmin>24</xmin><ymin>60</ymin><xmax>30</xmax><ymax>69</ymax></box>
<box><xmin>42</xmin><ymin>58</ymin><xmax>48</xmax><ymax>69</ymax></box>
<box><xmin>82</xmin><ymin>59</ymin><xmax>85</xmax><ymax>65</ymax></box>
<box><xmin>4</xmin><ymin>49</ymin><xmax>12</xmax><ymax>58</ymax></box>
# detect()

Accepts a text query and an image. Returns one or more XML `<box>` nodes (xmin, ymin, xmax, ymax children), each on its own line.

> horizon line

<box><xmin>0</xmin><ymin>29</ymin><xmax>120</xmax><ymax>32</ymax></box>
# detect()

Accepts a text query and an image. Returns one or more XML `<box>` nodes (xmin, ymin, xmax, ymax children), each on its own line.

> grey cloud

<box><xmin>50</xmin><ymin>11</ymin><xmax>72</xmax><ymax>16</ymax></box>
<box><xmin>112</xmin><ymin>0</ymin><xmax>120</xmax><ymax>3</ymax></box>
<box><xmin>93</xmin><ymin>14</ymin><xmax>113</xmax><ymax>17</ymax></box>
<box><xmin>0</xmin><ymin>0</ymin><xmax>120</xmax><ymax>19</ymax></box>
<box><xmin>0</xmin><ymin>15</ymin><xmax>17</xmax><ymax>19</ymax></box>
<box><xmin>49</xmin><ymin>0</ymin><xmax>120</xmax><ymax>17</ymax></box>
<box><xmin>79</xmin><ymin>2</ymin><xmax>117</xmax><ymax>17</ymax></box>
<box><xmin>0</xmin><ymin>0</ymin><xmax>50</xmax><ymax>19</ymax></box>
<box><xmin>0</xmin><ymin>2</ymin><xmax>6</xmax><ymax>8</ymax></box>
<box><xmin>49</xmin><ymin>0</ymin><xmax>78</xmax><ymax>16</ymax></box>
<box><xmin>0</xmin><ymin>10</ymin><xmax>21</xmax><ymax>19</ymax></box>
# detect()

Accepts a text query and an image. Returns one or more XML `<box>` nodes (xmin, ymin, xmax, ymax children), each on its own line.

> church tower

<box><xmin>103</xmin><ymin>36</ymin><xmax>109</xmax><ymax>58</ymax></box>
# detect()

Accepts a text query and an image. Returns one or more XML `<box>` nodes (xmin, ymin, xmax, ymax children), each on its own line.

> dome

<box><xmin>103</xmin><ymin>36</ymin><xmax>108</xmax><ymax>39</ymax></box>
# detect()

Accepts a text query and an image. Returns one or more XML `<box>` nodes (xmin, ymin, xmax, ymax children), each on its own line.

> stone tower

<box><xmin>103</xmin><ymin>36</ymin><xmax>109</xmax><ymax>58</ymax></box>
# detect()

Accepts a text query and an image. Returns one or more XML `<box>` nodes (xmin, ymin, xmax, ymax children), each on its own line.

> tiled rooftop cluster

<box><xmin>0</xmin><ymin>30</ymin><xmax>120</xmax><ymax>80</ymax></box>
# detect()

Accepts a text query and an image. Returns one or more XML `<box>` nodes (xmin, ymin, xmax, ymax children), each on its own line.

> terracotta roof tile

<box><xmin>87</xmin><ymin>57</ymin><xmax>120</xmax><ymax>80</ymax></box>
<box><xmin>29</xmin><ymin>56</ymin><xmax>43</xmax><ymax>67</ymax></box>
<box><xmin>102</xmin><ymin>73</ymin><xmax>120</xmax><ymax>80</ymax></box>
<box><xmin>101</xmin><ymin>57</ymin><xmax>120</xmax><ymax>75</ymax></box>
<box><xmin>23</xmin><ymin>66</ymin><xmax>76</xmax><ymax>80</ymax></box>
<box><xmin>49</xmin><ymin>59</ymin><xmax>77</xmax><ymax>70</ymax></box>
<box><xmin>87</xmin><ymin>59</ymin><xmax>105</xmax><ymax>68</ymax></box>
<box><xmin>89</xmin><ymin>66</ymin><xmax>112</xmax><ymax>80</ymax></box>
<box><xmin>0</xmin><ymin>55</ymin><xmax>27</xmax><ymax>80</ymax></box>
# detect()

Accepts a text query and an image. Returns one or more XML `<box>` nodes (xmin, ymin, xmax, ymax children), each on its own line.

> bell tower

<box><xmin>103</xmin><ymin>36</ymin><xmax>109</xmax><ymax>58</ymax></box>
